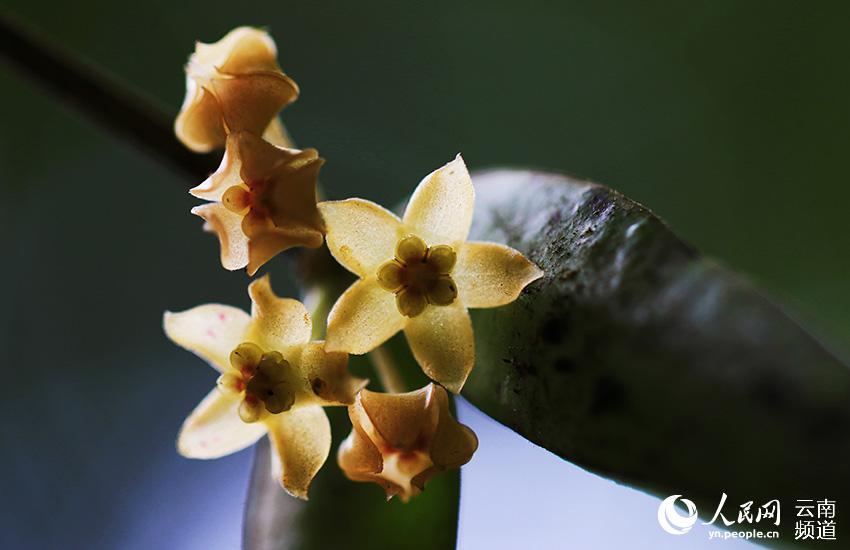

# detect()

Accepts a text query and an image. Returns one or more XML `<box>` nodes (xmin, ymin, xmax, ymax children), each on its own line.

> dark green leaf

<box><xmin>462</xmin><ymin>170</ymin><xmax>850</xmax><ymax>543</ymax></box>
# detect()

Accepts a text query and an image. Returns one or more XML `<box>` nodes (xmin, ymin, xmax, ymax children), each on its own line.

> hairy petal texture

<box><xmin>402</xmin><ymin>155</ymin><xmax>474</xmax><ymax>246</ymax></box>
<box><xmin>265</xmin><ymin>405</ymin><xmax>331</xmax><ymax>499</ymax></box>
<box><xmin>247</xmin><ymin>275</ymin><xmax>312</xmax><ymax>350</ymax></box>
<box><xmin>326</xmin><ymin>278</ymin><xmax>407</xmax><ymax>355</ymax></box>
<box><xmin>190</xmin><ymin>145</ymin><xmax>241</xmax><ymax>202</ymax></box>
<box><xmin>454</xmin><ymin>241</ymin><xmax>544</xmax><ymax>308</ymax></box>
<box><xmin>298</xmin><ymin>342</ymin><xmax>367</xmax><ymax>406</ymax></box>
<box><xmin>163</xmin><ymin>304</ymin><xmax>252</xmax><ymax>372</ymax></box>
<box><xmin>178</xmin><ymin>389</ymin><xmax>267</xmax><ymax>458</ymax></box>
<box><xmin>404</xmin><ymin>302</ymin><xmax>474</xmax><ymax>393</ymax></box>
<box><xmin>191</xmin><ymin>203</ymin><xmax>250</xmax><ymax>271</ymax></box>
<box><xmin>319</xmin><ymin>199</ymin><xmax>401</xmax><ymax>277</ymax></box>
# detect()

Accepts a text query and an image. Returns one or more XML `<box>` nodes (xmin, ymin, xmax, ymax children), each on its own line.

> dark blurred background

<box><xmin>1</xmin><ymin>1</ymin><xmax>848</xmax><ymax>548</ymax></box>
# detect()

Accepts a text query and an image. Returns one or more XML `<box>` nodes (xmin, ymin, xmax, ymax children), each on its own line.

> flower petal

<box><xmin>326</xmin><ymin>278</ymin><xmax>406</xmax><ymax>355</ymax></box>
<box><xmin>174</xmin><ymin>82</ymin><xmax>226</xmax><ymax>153</ymax></box>
<box><xmin>164</xmin><ymin>304</ymin><xmax>252</xmax><ymax>372</ymax></box>
<box><xmin>297</xmin><ymin>342</ymin><xmax>367</xmax><ymax>406</ymax></box>
<box><xmin>178</xmin><ymin>388</ymin><xmax>267</xmax><ymax>459</ymax></box>
<box><xmin>234</xmin><ymin>133</ymin><xmax>324</xmax><ymax>232</ymax></box>
<box><xmin>210</xmin><ymin>72</ymin><xmax>298</xmax><ymax>138</ymax></box>
<box><xmin>427</xmin><ymin>385</ymin><xmax>478</xmax><ymax>468</ymax></box>
<box><xmin>402</xmin><ymin>155</ymin><xmax>474</xmax><ymax>245</ymax></box>
<box><xmin>246</xmin><ymin>225</ymin><xmax>324</xmax><ymax>276</ymax></box>
<box><xmin>263</xmin><ymin>117</ymin><xmax>294</xmax><ymax>148</ymax></box>
<box><xmin>176</xmin><ymin>27</ymin><xmax>298</xmax><ymax>153</ymax></box>
<box><xmin>247</xmin><ymin>275</ymin><xmax>312</xmax><ymax>350</ymax></box>
<box><xmin>191</xmin><ymin>203</ymin><xmax>249</xmax><ymax>271</ymax></box>
<box><xmin>454</xmin><ymin>241</ymin><xmax>544</xmax><ymax>308</ymax></box>
<box><xmin>337</xmin><ymin>414</ymin><xmax>383</xmax><ymax>477</ymax></box>
<box><xmin>234</xmin><ymin>131</ymin><xmax>297</xmax><ymax>184</ymax></box>
<box><xmin>216</xmin><ymin>27</ymin><xmax>280</xmax><ymax>74</ymax></box>
<box><xmin>189</xmin><ymin>135</ymin><xmax>243</xmax><ymax>202</ymax></box>
<box><xmin>404</xmin><ymin>302</ymin><xmax>474</xmax><ymax>393</ymax></box>
<box><xmin>319</xmin><ymin>199</ymin><xmax>401</xmax><ymax>277</ymax></box>
<box><xmin>190</xmin><ymin>27</ymin><xmax>279</xmax><ymax>76</ymax></box>
<box><xmin>359</xmin><ymin>386</ymin><xmax>432</xmax><ymax>450</ymax></box>
<box><xmin>265</xmin><ymin>405</ymin><xmax>331</xmax><ymax>499</ymax></box>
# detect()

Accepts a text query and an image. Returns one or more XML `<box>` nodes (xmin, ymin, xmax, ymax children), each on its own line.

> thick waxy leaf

<box><xmin>461</xmin><ymin>170</ymin><xmax>850</xmax><ymax>544</ymax></box>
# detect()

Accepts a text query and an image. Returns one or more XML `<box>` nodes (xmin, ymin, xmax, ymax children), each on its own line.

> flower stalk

<box><xmin>368</xmin><ymin>346</ymin><xmax>407</xmax><ymax>394</ymax></box>
<box><xmin>0</xmin><ymin>10</ymin><xmax>219</xmax><ymax>180</ymax></box>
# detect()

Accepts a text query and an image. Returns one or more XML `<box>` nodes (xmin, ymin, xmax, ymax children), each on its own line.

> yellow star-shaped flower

<box><xmin>175</xmin><ymin>26</ymin><xmax>298</xmax><ymax>152</ymax></box>
<box><xmin>338</xmin><ymin>383</ymin><xmax>478</xmax><ymax>502</ymax></box>
<box><xmin>191</xmin><ymin>131</ymin><xmax>325</xmax><ymax>275</ymax></box>
<box><xmin>319</xmin><ymin>155</ymin><xmax>543</xmax><ymax>392</ymax></box>
<box><xmin>163</xmin><ymin>275</ymin><xmax>366</xmax><ymax>499</ymax></box>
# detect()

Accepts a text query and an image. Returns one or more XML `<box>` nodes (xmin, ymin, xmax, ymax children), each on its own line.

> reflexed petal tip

<box><xmin>190</xmin><ymin>27</ymin><xmax>279</xmax><ymax>77</ymax></box>
<box><xmin>189</xmin><ymin>136</ymin><xmax>241</xmax><ymax>201</ymax></box>
<box><xmin>175</xmin><ymin>26</ymin><xmax>298</xmax><ymax>152</ymax></box>
<box><xmin>191</xmin><ymin>203</ymin><xmax>250</xmax><ymax>271</ymax></box>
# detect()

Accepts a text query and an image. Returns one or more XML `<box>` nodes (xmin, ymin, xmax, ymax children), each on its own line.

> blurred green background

<box><xmin>2</xmin><ymin>1</ymin><xmax>849</xmax><ymax>548</ymax></box>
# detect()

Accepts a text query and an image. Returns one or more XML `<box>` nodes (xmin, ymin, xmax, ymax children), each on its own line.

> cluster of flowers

<box><xmin>165</xmin><ymin>27</ymin><xmax>543</xmax><ymax>501</ymax></box>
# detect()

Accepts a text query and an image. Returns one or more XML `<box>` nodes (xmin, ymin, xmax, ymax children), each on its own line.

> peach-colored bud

<box><xmin>337</xmin><ymin>383</ymin><xmax>478</xmax><ymax>501</ymax></box>
<box><xmin>175</xmin><ymin>27</ymin><xmax>299</xmax><ymax>152</ymax></box>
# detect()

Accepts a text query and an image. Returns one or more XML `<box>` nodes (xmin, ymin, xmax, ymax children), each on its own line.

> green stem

<box><xmin>368</xmin><ymin>346</ymin><xmax>407</xmax><ymax>393</ymax></box>
<box><xmin>0</xmin><ymin>9</ymin><xmax>219</xmax><ymax>181</ymax></box>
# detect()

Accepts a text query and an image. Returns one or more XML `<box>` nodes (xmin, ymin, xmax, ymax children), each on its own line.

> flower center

<box><xmin>217</xmin><ymin>342</ymin><xmax>296</xmax><ymax>423</ymax></box>
<box><xmin>376</xmin><ymin>235</ymin><xmax>458</xmax><ymax>317</ymax></box>
<box><xmin>221</xmin><ymin>181</ymin><xmax>276</xmax><ymax>238</ymax></box>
